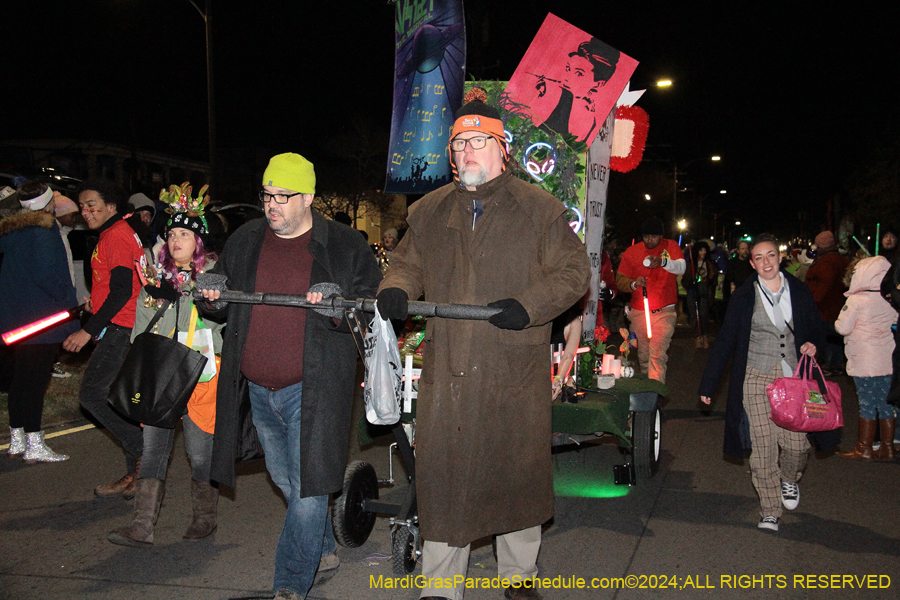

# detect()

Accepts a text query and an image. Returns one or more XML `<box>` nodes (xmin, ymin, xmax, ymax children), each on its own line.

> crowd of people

<box><xmin>3</xmin><ymin>88</ymin><xmax>899</xmax><ymax>600</ymax></box>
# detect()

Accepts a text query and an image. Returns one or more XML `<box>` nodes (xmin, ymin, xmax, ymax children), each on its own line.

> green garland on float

<box><xmin>465</xmin><ymin>81</ymin><xmax>587</xmax><ymax>212</ymax></box>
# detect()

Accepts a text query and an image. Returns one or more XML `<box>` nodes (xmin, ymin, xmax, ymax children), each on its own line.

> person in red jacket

<box><xmin>804</xmin><ymin>230</ymin><xmax>850</xmax><ymax>375</ymax></box>
<box><xmin>616</xmin><ymin>217</ymin><xmax>685</xmax><ymax>383</ymax></box>
<box><xmin>63</xmin><ymin>180</ymin><xmax>145</xmax><ymax>498</ymax></box>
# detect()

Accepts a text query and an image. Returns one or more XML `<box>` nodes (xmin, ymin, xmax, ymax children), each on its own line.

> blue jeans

<box><xmin>139</xmin><ymin>414</ymin><xmax>213</xmax><ymax>481</ymax></box>
<box><xmin>79</xmin><ymin>324</ymin><xmax>143</xmax><ymax>473</ymax></box>
<box><xmin>248</xmin><ymin>381</ymin><xmax>336</xmax><ymax>597</ymax></box>
<box><xmin>854</xmin><ymin>375</ymin><xmax>897</xmax><ymax>421</ymax></box>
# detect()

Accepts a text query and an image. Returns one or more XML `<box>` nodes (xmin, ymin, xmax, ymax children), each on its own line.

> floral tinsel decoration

<box><xmin>465</xmin><ymin>82</ymin><xmax>587</xmax><ymax>212</ymax></box>
<box><xmin>576</xmin><ymin>325</ymin><xmax>609</xmax><ymax>386</ymax></box>
<box><xmin>158</xmin><ymin>181</ymin><xmax>210</xmax><ymax>231</ymax></box>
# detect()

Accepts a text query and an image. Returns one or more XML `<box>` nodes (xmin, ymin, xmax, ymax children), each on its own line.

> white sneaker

<box><xmin>758</xmin><ymin>516</ymin><xmax>780</xmax><ymax>531</ymax></box>
<box><xmin>781</xmin><ymin>481</ymin><xmax>799</xmax><ymax>510</ymax></box>
<box><xmin>51</xmin><ymin>362</ymin><xmax>71</xmax><ymax>378</ymax></box>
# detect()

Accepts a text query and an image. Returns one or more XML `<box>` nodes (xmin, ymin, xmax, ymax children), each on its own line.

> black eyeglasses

<box><xmin>450</xmin><ymin>136</ymin><xmax>490</xmax><ymax>152</ymax></box>
<box><xmin>259</xmin><ymin>190</ymin><xmax>302</xmax><ymax>205</ymax></box>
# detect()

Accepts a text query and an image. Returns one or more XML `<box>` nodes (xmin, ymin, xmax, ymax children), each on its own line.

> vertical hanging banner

<box><xmin>581</xmin><ymin>107</ymin><xmax>616</xmax><ymax>342</ymax></box>
<box><xmin>385</xmin><ymin>0</ymin><xmax>465</xmax><ymax>194</ymax></box>
<box><xmin>504</xmin><ymin>13</ymin><xmax>638</xmax><ymax>145</ymax></box>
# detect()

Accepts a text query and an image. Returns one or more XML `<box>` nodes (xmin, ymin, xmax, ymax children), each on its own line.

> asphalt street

<box><xmin>2</xmin><ymin>322</ymin><xmax>899</xmax><ymax>600</ymax></box>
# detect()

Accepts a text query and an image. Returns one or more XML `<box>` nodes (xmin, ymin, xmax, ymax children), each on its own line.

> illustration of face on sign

<box><xmin>505</xmin><ymin>14</ymin><xmax>638</xmax><ymax>144</ymax></box>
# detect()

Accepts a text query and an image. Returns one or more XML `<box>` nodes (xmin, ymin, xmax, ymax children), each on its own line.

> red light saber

<box><xmin>2</xmin><ymin>305</ymin><xmax>84</xmax><ymax>345</ymax></box>
<box><xmin>642</xmin><ymin>286</ymin><xmax>652</xmax><ymax>339</ymax></box>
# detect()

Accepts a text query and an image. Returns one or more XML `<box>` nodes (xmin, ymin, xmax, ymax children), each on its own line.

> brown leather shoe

<box><xmin>95</xmin><ymin>471</ymin><xmax>136</xmax><ymax>497</ymax></box>
<box><xmin>95</xmin><ymin>457</ymin><xmax>141</xmax><ymax>498</ymax></box>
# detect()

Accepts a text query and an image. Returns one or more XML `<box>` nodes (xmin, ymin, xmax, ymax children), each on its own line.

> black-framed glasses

<box><xmin>450</xmin><ymin>135</ymin><xmax>490</xmax><ymax>152</ymax></box>
<box><xmin>259</xmin><ymin>190</ymin><xmax>302</xmax><ymax>205</ymax></box>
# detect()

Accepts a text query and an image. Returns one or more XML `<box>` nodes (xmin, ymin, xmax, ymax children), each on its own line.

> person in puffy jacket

<box><xmin>836</xmin><ymin>255</ymin><xmax>898</xmax><ymax>460</ymax></box>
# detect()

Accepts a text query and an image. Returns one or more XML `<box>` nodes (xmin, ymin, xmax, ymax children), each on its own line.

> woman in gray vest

<box><xmin>698</xmin><ymin>234</ymin><xmax>828</xmax><ymax>532</ymax></box>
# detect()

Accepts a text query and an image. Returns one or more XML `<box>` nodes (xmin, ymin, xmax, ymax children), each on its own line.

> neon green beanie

<box><xmin>262</xmin><ymin>153</ymin><xmax>316</xmax><ymax>194</ymax></box>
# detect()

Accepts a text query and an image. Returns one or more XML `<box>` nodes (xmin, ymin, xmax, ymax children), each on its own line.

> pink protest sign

<box><xmin>505</xmin><ymin>13</ymin><xmax>638</xmax><ymax>144</ymax></box>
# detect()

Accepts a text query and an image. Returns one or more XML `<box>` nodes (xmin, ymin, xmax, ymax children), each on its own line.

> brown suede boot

<box><xmin>183</xmin><ymin>480</ymin><xmax>219</xmax><ymax>540</ymax></box>
<box><xmin>107</xmin><ymin>478</ymin><xmax>165</xmax><ymax>547</ymax></box>
<box><xmin>838</xmin><ymin>418</ymin><xmax>876</xmax><ymax>460</ymax></box>
<box><xmin>876</xmin><ymin>418</ymin><xmax>896</xmax><ymax>461</ymax></box>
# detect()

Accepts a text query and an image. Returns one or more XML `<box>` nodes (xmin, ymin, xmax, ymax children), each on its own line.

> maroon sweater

<box><xmin>240</xmin><ymin>227</ymin><xmax>313</xmax><ymax>389</ymax></box>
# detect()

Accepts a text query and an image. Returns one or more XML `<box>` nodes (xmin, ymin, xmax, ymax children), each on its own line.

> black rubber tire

<box><xmin>392</xmin><ymin>526</ymin><xmax>418</xmax><ymax>574</ymax></box>
<box><xmin>633</xmin><ymin>407</ymin><xmax>661</xmax><ymax>480</ymax></box>
<box><xmin>332</xmin><ymin>461</ymin><xmax>378</xmax><ymax>547</ymax></box>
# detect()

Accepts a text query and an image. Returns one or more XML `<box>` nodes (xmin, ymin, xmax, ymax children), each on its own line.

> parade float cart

<box><xmin>331</xmin><ymin>312</ymin><xmax>665</xmax><ymax>576</ymax></box>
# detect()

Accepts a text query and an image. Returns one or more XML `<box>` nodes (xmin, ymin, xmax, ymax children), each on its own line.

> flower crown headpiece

<box><xmin>159</xmin><ymin>181</ymin><xmax>210</xmax><ymax>216</ymax></box>
<box><xmin>159</xmin><ymin>181</ymin><xmax>210</xmax><ymax>236</ymax></box>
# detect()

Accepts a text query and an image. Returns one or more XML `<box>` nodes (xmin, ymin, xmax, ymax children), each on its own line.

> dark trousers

<box><xmin>78</xmin><ymin>324</ymin><xmax>143</xmax><ymax>472</ymax></box>
<box><xmin>7</xmin><ymin>343</ymin><xmax>59</xmax><ymax>432</ymax></box>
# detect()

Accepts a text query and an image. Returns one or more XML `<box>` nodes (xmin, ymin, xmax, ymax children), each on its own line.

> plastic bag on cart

<box><xmin>364</xmin><ymin>303</ymin><xmax>402</xmax><ymax>425</ymax></box>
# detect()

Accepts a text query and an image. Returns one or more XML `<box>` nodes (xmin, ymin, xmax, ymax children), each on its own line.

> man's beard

<box><xmin>459</xmin><ymin>164</ymin><xmax>489</xmax><ymax>188</ymax></box>
<box><xmin>266</xmin><ymin>208</ymin><xmax>301</xmax><ymax>236</ymax></box>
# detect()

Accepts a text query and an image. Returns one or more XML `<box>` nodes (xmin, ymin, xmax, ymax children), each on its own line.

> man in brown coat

<box><xmin>377</xmin><ymin>90</ymin><xmax>591</xmax><ymax>600</ymax></box>
<box><xmin>805</xmin><ymin>230</ymin><xmax>850</xmax><ymax>374</ymax></box>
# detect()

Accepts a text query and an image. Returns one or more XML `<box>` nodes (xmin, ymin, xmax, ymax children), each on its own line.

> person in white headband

<box><xmin>19</xmin><ymin>185</ymin><xmax>54</xmax><ymax>212</ymax></box>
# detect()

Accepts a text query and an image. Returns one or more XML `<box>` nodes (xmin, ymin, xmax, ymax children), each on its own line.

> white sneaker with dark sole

<box><xmin>758</xmin><ymin>516</ymin><xmax>780</xmax><ymax>531</ymax></box>
<box><xmin>781</xmin><ymin>481</ymin><xmax>799</xmax><ymax>510</ymax></box>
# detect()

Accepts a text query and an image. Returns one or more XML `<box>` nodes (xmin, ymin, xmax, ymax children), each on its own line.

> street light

<box><xmin>657</xmin><ymin>79</ymin><xmax>673</xmax><ymax>87</ymax></box>
<box><xmin>187</xmin><ymin>0</ymin><xmax>216</xmax><ymax>191</ymax></box>
<box><xmin>644</xmin><ymin>194</ymin><xmax>651</xmax><ymax>201</ymax></box>
<box><xmin>678</xmin><ymin>219</ymin><xmax>687</xmax><ymax>230</ymax></box>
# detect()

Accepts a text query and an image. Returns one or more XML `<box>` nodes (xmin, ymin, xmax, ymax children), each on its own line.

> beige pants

<box><xmin>418</xmin><ymin>526</ymin><xmax>541</xmax><ymax>600</ymax></box>
<box><xmin>628</xmin><ymin>305</ymin><xmax>677</xmax><ymax>384</ymax></box>
<box><xmin>743</xmin><ymin>366</ymin><xmax>810</xmax><ymax>518</ymax></box>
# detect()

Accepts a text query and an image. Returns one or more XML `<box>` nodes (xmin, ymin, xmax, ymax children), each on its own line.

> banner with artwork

<box><xmin>385</xmin><ymin>0</ymin><xmax>465</xmax><ymax>194</ymax></box>
<box><xmin>504</xmin><ymin>13</ymin><xmax>638</xmax><ymax>145</ymax></box>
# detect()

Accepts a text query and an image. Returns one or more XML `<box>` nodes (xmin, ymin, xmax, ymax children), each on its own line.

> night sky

<box><xmin>4</xmin><ymin>1</ymin><xmax>899</xmax><ymax>239</ymax></box>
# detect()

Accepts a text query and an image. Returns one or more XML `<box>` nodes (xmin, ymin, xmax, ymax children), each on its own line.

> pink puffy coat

<box><xmin>835</xmin><ymin>256</ymin><xmax>897</xmax><ymax>377</ymax></box>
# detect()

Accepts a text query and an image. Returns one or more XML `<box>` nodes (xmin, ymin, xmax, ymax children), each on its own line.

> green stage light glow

<box><xmin>553</xmin><ymin>461</ymin><xmax>630</xmax><ymax>499</ymax></box>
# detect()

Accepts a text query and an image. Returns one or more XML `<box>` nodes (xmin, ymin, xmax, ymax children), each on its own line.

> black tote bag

<box><xmin>109</xmin><ymin>299</ymin><xmax>208</xmax><ymax>428</ymax></box>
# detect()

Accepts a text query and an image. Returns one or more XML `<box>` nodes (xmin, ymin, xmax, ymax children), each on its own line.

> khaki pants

<box><xmin>628</xmin><ymin>306</ymin><xmax>677</xmax><ymax>384</ymax></box>
<box><xmin>743</xmin><ymin>366</ymin><xmax>810</xmax><ymax>518</ymax></box>
<box><xmin>419</xmin><ymin>526</ymin><xmax>541</xmax><ymax>600</ymax></box>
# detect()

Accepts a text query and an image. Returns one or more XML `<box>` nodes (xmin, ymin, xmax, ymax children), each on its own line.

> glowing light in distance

<box><xmin>720</xmin><ymin>190</ymin><xmax>727</xmax><ymax>194</ymax></box>
<box><xmin>644</xmin><ymin>194</ymin><xmax>651</xmax><ymax>201</ymax></box>
<box><xmin>677</xmin><ymin>219</ymin><xmax>687</xmax><ymax>230</ymax></box>
<box><xmin>656</xmin><ymin>80</ymin><xmax>672</xmax><ymax>87</ymax></box>
<box><xmin>711</xmin><ymin>156</ymin><xmax>721</xmax><ymax>161</ymax></box>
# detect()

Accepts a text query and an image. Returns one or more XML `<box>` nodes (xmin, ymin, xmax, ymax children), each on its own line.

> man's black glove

<box><xmin>144</xmin><ymin>283</ymin><xmax>181</xmax><ymax>303</ymax></box>
<box><xmin>487</xmin><ymin>298</ymin><xmax>529</xmax><ymax>330</ymax></box>
<box><xmin>376</xmin><ymin>287</ymin><xmax>409</xmax><ymax>320</ymax></box>
<box><xmin>598</xmin><ymin>286</ymin><xmax>615</xmax><ymax>301</ymax></box>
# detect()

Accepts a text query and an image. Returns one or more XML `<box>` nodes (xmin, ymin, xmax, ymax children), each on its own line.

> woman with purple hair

<box><xmin>108</xmin><ymin>184</ymin><xmax>224</xmax><ymax>547</ymax></box>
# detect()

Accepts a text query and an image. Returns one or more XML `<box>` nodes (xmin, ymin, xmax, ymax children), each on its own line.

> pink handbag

<box><xmin>766</xmin><ymin>355</ymin><xmax>843</xmax><ymax>432</ymax></box>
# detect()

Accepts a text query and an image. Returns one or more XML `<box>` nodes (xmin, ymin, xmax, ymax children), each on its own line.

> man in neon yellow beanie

<box><xmin>199</xmin><ymin>152</ymin><xmax>382</xmax><ymax>600</ymax></box>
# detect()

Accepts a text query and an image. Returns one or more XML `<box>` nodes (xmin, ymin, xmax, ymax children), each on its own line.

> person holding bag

<box><xmin>836</xmin><ymin>256</ymin><xmax>897</xmax><ymax>460</ymax></box>
<box><xmin>108</xmin><ymin>184</ymin><xmax>224</xmax><ymax>547</ymax></box>
<box><xmin>698</xmin><ymin>234</ymin><xmax>830</xmax><ymax>532</ymax></box>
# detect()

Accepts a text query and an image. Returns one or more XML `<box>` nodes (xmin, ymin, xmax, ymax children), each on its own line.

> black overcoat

<box><xmin>204</xmin><ymin>211</ymin><xmax>382</xmax><ymax>493</ymax></box>
<box><xmin>697</xmin><ymin>271</ymin><xmax>836</xmax><ymax>458</ymax></box>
